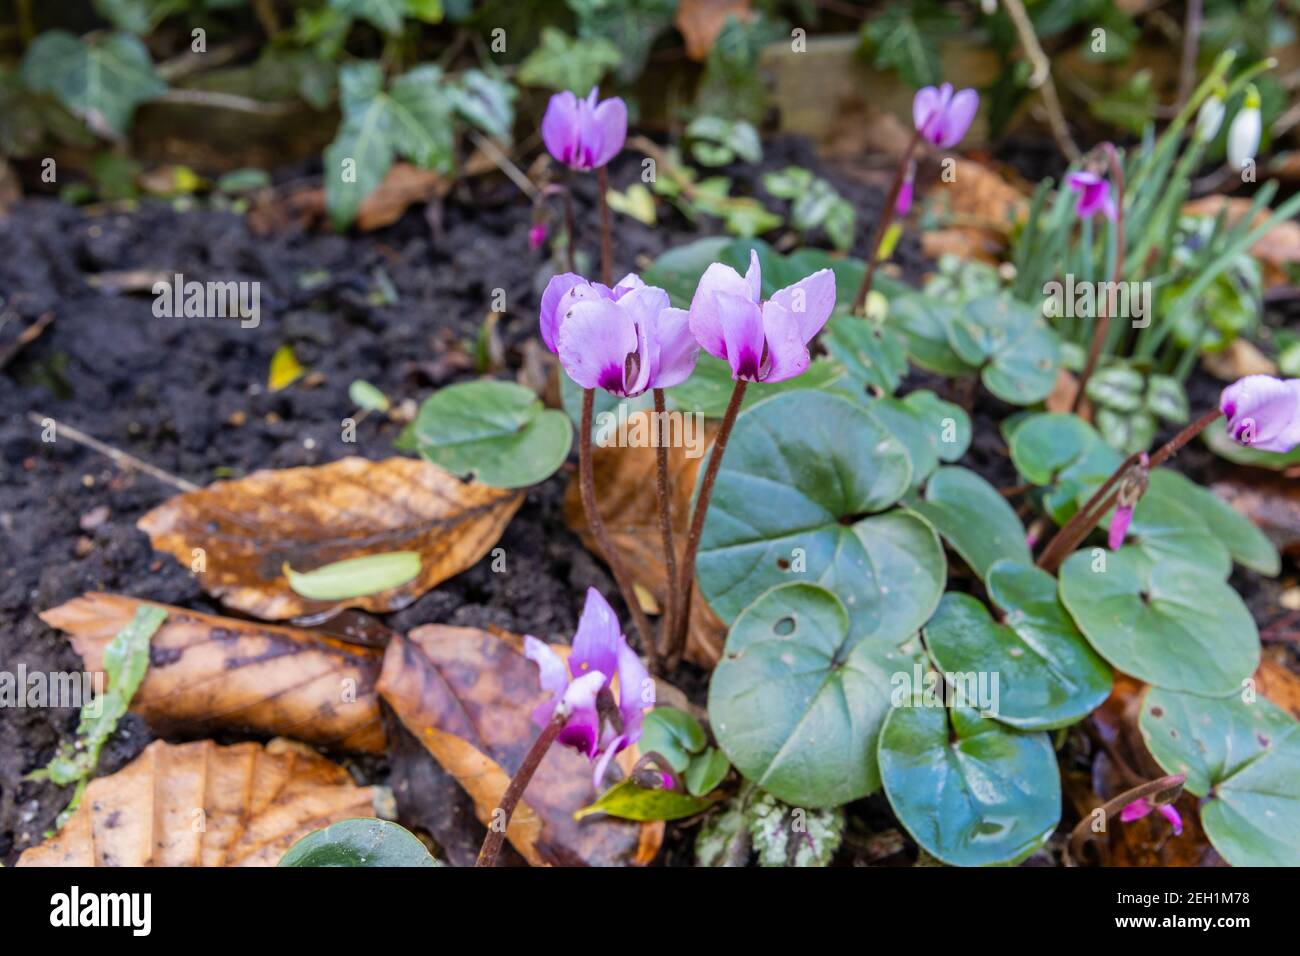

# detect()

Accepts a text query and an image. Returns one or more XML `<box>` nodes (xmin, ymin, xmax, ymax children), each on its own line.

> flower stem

<box><xmin>597</xmin><ymin>165</ymin><xmax>613</xmax><ymax>287</ymax></box>
<box><xmin>851</xmin><ymin>131</ymin><xmax>920</xmax><ymax>316</ymax></box>
<box><xmin>652</xmin><ymin>388</ymin><xmax>679</xmax><ymax>653</ymax></box>
<box><xmin>1071</xmin><ymin>144</ymin><xmax>1126</xmax><ymax>416</ymax></box>
<box><xmin>1035</xmin><ymin>406</ymin><xmax>1222</xmax><ymax>573</ymax></box>
<box><xmin>475</xmin><ymin>714</ymin><xmax>564</xmax><ymax>867</ymax></box>
<box><xmin>580</xmin><ymin>388</ymin><xmax>660</xmax><ymax>672</ymax></box>
<box><xmin>1067</xmin><ymin>773</ymin><xmax>1186</xmax><ymax>867</ymax></box>
<box><xmin>563</xmin><ymin>184</ymin><xmax>576</xmax><ymax>273</ymax></box>
<box><xmin>668</xmin><ymin>379</ymin><xmax>747</xmax><ymax>666</ymax></box>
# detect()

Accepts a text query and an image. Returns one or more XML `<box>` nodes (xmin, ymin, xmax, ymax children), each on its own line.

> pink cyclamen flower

<box><xmin>1065</xmin><ymin>171</ymin><xmax>1117</xmax><ymax>221</ymax></box>
<box><xmin>896</xmin><ymin>160</ymin><xmax>916</xmax><ymax>216</ymax></box>
<box><xmin>545</xmin><ymin>275</ymin><xmax>698</xmax><ymax>397</ymax></box>
<box><xmin>541</xmin><ymin>88</ymin><xmax>627</xmax><ymax>171</ymax></box>
<box><xmin>1120</xmin><ymin>797</ymin><xmax>1183</xmax><ymax>836</ymax></box>
<box><xmin>913</xmin><ymin>83</ymin><xmax>979</xmax><ymax>148</ymax></box>
<box><xmin>688</xmin><ymin>250</ymin><xmax>835</xmax><ymax>383</ymax></box>
<box><xmin>1221</xmin><ymin>374</ymin><xmax>1300</xmax><ymax>454</ymax></box>
<box><xmin>528</xmin><ymin>222</ymin><xmax>547</xmax><ymax>251</ymax></box>
<box><xmin>524</xmin><ymin>588</ymin><xmax>654</xmax><ymax>789</ymax></box>
<box><xmin>1108</xmin><ymin>505</ymin><xmax>1133</xmax><ymax>551</ymax></box>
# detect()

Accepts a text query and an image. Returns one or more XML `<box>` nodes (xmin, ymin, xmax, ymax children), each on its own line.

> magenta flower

<box><xmin>1221</xmin><ymin>374</ymin><xmax>1300</xmax><ymax>454</ymax></box>
<box><xmin>896</xmin><ymin>160</ymin><xmax>916</xmax><ymax>216</ymax></box>
<box><xmin>687</xmin><ymin>250</ymin><xmax>835</xmax><ymax>383</ymax></box>
<box><xmin>913</xmin><ymin>84</ymin><xmax>978</xmax><ymax>148</ymax></box>
<box><xmin>1120</xmin><ymin>796</ymin><xmax>1183</xmax><ymax>836</ymax></box>
<box><xmin>538</xmin><ymin>271</ymin><xmax>643</xmax><ymax>354</ymax></box>
<box><xmin>528</xmin><ymin>222</ymin><xmax>547</xmax><ymax>251</ymax></box>
<box><xmin>524</xmin><ymin>588</ymin><xmax>654</xmax><ymax>789</ymax></box>
<box><xmin>541</xmin><ymin>88</ymin><xmax>627</xmax><ymax>171</ymax></box>
<box><xmin>1066</xmin><ymin>171</ymin><xmax>1117</xmax><ymax>221</ymax></box>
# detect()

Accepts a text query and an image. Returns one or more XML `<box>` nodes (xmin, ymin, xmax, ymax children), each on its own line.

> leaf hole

<box><xmin>773</xmin><ymin>615</ymin><xmax>796</xmax><ymax>637</ymax></box>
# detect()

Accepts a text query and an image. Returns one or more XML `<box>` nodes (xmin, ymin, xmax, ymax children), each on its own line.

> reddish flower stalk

<box><xmin>475</xmin><ymin>712</ymin><xmax>565</xmax><ymax>867</ymax></box>
<box><xmin>652</xmin><ymin>388</ymin><xmax>679</xmax><ymax>650</ymax></box>
<box><xmin>598</xmin><ymin>166</ymin><xmax>613</xmax><ymax>286</ymax></box>
<box><xmin>668</xmin><ymin>379</ymin><xmax>747</xmax><ymax>666</ymax></box>
<box><xmin>580</xmin><ymin>389</ymin><xmax>659</xmax><ymax>672</ymax></box>
<box><xmin>1072</xmin><ymin>143</ymin><xmax>1126</xmax><ymax>416</ymax></box>
<box><xmin>1068</xmin><ymin>773</ymin><xmax>1186</xmax><ymax>866</ymax></box>
<box><xmin>1036</xmin><ymin>406</ymin><xmax>1223</xmax><ymax>574</ymax></box>
<box><xmin>851</xmin><ymin>130</ymin><xmax>919</xmax><ymax>316</ymax></box>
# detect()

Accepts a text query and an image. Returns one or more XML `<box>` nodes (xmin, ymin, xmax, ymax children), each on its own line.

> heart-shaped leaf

<box><xmin>1009</xmin><ymin>413</ymin><xmax>1121</xmax><ymax>524</ymax></box>
<box><xmin>697</xmin><ymin>390</ymin><xmax>945</xmax><ymax>641</ymax></box>
<box><xmin>903</xmin><ymin>390</ymin><xmax>971</xmax><ymax>463</ymax></box>
<box><xmin>907</xmin><ymin>467</ymin><xmax>1030</xmax><ymax>578</ymax></box>
<box><xmin>821</xmin><ymin>317</ymin><xmax>909</xmax><ymax>395</ymax></box>
<box><xmin>1145</xmin><ymin>374</ymin><xmax>1189</xmax><ymax>423</ymax></box>
<box><xmin>639</xmin><ymin>707</ymin><xmax>707</xmax><ymax>771</ymax></box>
<box><xmin>279</xmin><ymin>819</ymin><xmax>441</xmax><ymax>867</ymax></box>
<box><xmin>865</xmin><ymin>397</ymin><xmax>939</xmax><ymax>489</ymax></box>
<box><xmin>1058</xmin><ymin>548</ymin><xmax>1259</xmax><ymax>695</ymax></box>
<box><xmin>892</xmin><ymin>293</ymin><xmax>976</xmax><ymax>377</ymax></box>
<box><xmin>924</xmin><ymin>562</ymin><xmax>1111</xmax><ymax>730</ymax></box>
<box><xmin>1139</xmin><ymin>687</ymin><xmax>1300</xmax><ymax>866</ymax></box>
<box><xmin>1146</xmin><ymin>470</ymin><xmax>1279</xmax><ymax>576</ymax></box>
<box><xmin>709</xmin><ymin>583</ymin><xmax>924</xmax><ymax>806</ymax></box>
<box><xmin>20</xmin><ymin>30</ymin><xmax>165</xmax><ymax>136</ymax></box>
<box><xmin>407</xmin><ymin>379</ymin><xmax>572</xmax><ymax>488</ymax></box>
<box><xmin>1112</xmin><ymin>487</ymin><xmax>1231</xmax><ymax>578</ymax></box>
<box><xmin>1085</xmin><ymin>365</ymin><xmax>1144</xmax><ymax>412</ymax></box>
<box><xmin>878</xmin><ymin>705</ymin><xmax>1060</xmax><ymax>866</ymax></box>
<box><xmin>684</xmin><ymin>748</ymin><xmax>731</xmax><ymax>796</ymax></box>
<box><xmin>1095</xmin><ymin>407</ymin><xmax>1156</xmax><ymax>454</ymax></box>
<box><xmin>947</xmin><ymin>295</ymin><xmax>1060</xmax><ymax>405</ymax></box>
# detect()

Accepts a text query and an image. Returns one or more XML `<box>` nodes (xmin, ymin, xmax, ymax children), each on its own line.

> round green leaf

<box><xmin>821</xmin><ymin>317</ymin><xmax>909</xmax><ymax>395</ymax></box>
<box><xmin>1113</xmin><ymin>487</ymin><xmax>1231</xmax><ymax>578</ymax></box>
<box><xmin>408</xmin><ymin>380</ymin><xmax>572</xmax><ymax>488</ymax></box>
<box><xmin>1147</xmin><ymin>470</ymin><xmax>1279</xmax><ymax>576</ymax></box>
<box><xmin>1140</xmin><ymin>688</ymin><xmax>1300</xmax><ymax>866</ymax></box>
<box><xmin>697</xmin><ymin>390</ymin><xmax>945</xmax><ymax>641</ymax></box>
<box><xmin>1058</xmin><ymin>548</ymin><xmax>1259</xmax><ymax>695</ymax></box>
<box><xmin>278</xmin><ymin>819</ymin><xmax>440</xmax><ymax>867</ymax></box>
<box><xmin>575</xmin><ymin>780</ymin><xmax>715</xmax><ymax>822</ymax></box>
<box><xmin>925</xmin><ymin>562</ymin><xmax>1111</xmax><ymax>730</ymax></box>
<box><xmin>1085</xmin><ymin>365</ymin><xmax>1144</xmax><ymax>412</ymax></box>
<box><xmin>1095</xmin><ymin>407</ymin><xmax>1157</xmax><ymax>455</ymax></box>
<box><xmin>666</xmin><ymin>355</ymin><xmax>848</xmax><ymax>418</ymax></box>
<box><xmin>685</xmin><ymin>748</ymin><xmax>731</xmax><ymax>797</ymax></box>
<box><xmin>1009</xmin><ymin>413</ymin><xmax>1120</xmax><ymax>524</ymax></box>
<box><xmin>865</xmin><ymin>397</ymin><xmax>939</xmax><ymax>489</ymax></box>
<box><xmin>907</xmin><ymin>467</ymin><xmax>1030</xmax><ymax>579</ymax></box>
<box><xmin>709</xmin><ymin>583</ymin><xmax>924</xmax><ymax>806</ymax></box>
<box><xmin>639</xmin><ymin>707</ymin><xmax>707</xmax><ymax>772</ymax></box>
<box><xmin>284</xmin><ymin>551</ymin><xmax>421</xmax><ymax>601</ymax></box>
<box><xmin>903</xmin><ymin>390</ymin><xmax>971</xmax><ymax>462</ymax></box>
<box><xmin>878</xmin><ymin>705</ymin><xmax>1060</xmax><ymax>866</ymax></box>
<box><xmin>947</xmin><ymin>295</ymin><xmax>1060</xmax><ymax>405</ymax></box>
<box><xmin>892</xmin><ymin>294</ymin><xmax>976</xmax><ymax>377</ymax></box>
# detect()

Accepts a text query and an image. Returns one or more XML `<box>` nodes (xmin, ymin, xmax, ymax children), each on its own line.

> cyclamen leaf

<box><xmin>280</xmin><ymin>818</ymin><xmax>442</xmax><ymax>867</ymax></box>
<box><xmin>907</xmin><ymin>467</ymin><xmax>1030</xmax><ymax>579</ymax></box>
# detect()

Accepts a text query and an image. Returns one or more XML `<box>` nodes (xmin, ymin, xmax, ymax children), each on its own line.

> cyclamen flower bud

<box><xmin>1227</xmin><ymin>85</ymin><xmax>1261</xmax><ymax>172</ymax></box>
<box><xmin>1109</xmin><ymin>453</ymin><xmax>1149</xmax><ymax>550</ymax></box>
<box><xmin>896</xmin><ymin>160</ymin><xmax>916</xmax><ymax>216</ymax></box>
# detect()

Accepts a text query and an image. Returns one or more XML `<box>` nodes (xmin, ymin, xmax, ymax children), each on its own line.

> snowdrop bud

<box><xmin>1194</xmin><ymin>89</ymin><xmax>1225</xmax><ymax>143</ymax></box>
<box><xmin>1227</xmin><ymin>86</ymin><xmax>1261</xmax><ymax>171</ymax></box>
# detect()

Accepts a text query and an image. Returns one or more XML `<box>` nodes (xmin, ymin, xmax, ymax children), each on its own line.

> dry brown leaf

<box><xmin>675</xmin><ymin>0</ymin><xmax>751</xmax><ymax>61</ymax></box>
<box><xmin>138</xmin><ymin>456</ymin><xmax>523</xmax><ymax>620</ymax></box>
<box><xmin>562</xmin><ymin>412</ymin><xmax>726</xmax><ymax>667</ymax></box>
<box><xmin>356</xmin><ymin>162</ymin><xmax>451</xmax><ymax>231</ymax></box>
<box><xmin>377</xmin><ymin>626</ymin><xmax>657</xmax><ymax>866</ymax></box>
<box><xmin>40</xmin><ymin>593</ymin><xmax>385</xmax><ymax>753</ymax></box>
<box><xmin>1183</xmin><ymin>195</ymin><xmax>1300</xmax><ymax>288</ymax></box>
<box><xmin>1045</xmin><ymin>367</ymin><xmax>1083</xmax><ymax>415</ymax></box>
<box><xmin>919</xmin><ymin>159</ymin><xmax>1029</xmax><ymax>265</ymax></box>
<box><xmin>1210</xmin><ymin>477</ymin><xmax>1300</xmax><ymax>557</ymax></box>
<box><xmin>1201</xmin><ymin>338</ymin><xmax>1278</xmax><ymax>381</ymax></box>
<box><xmin>1256</xmin><ymin>659</ymin><xmax>1300</xmax><ymax>720</ymax></box>
<box><xmin>17</xmin><ymin>739</ymin><xmax>379</xmax><ymax>866</ymax></box>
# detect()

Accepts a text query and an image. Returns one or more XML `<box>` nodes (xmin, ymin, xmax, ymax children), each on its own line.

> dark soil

<box><xmin>0</xmin><ymin>136</ymin><xmax>924</xmax><ymax>864</ymax></box>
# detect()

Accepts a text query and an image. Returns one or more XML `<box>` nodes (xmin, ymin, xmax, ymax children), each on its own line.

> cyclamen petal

<box><xmin>1119</xmin><ymin>796</ymin><xmax>1183</xmax><ymax>836</ymax></box>
<box><xmin>1159</xmin><ymin>804</ymin><xmax>1184</xmax><ymax>836</ymax></box>
<box><xmin>569</xmin><ymin>587</ymin><xmax>622</xmax><ymax>685</ymax></box>
<box><xmin>913</xmin><ymin>83</ymin><xmax>978</xmax><ymax>148</ymax></box>
<box><xmin>645</xmin><ymin>307</ymin><xmax>700</xmax><ymax>389</ymax></box>
<box><xmin>1066</xmin><ymin>171</ymin><xmax>1116</xmax><ymax>221</ymax></box>
<box><xmin>524</xmin><ymin>635</ymin><xmax>569</xmax><ymax>698</ymax></box>
<box><xmin>615</xmin><ymin>641</ymin><xmax>653</xmax><ymax>745</ymax></box>
<box><xmin>768</xmin><ymin>268</ymin><xmax>836</xmax><ymax>344</ymax></box>
<box><xmin>1220</xmin><ymin>374</ymin><xmax>1300</xmax><ymax>453</ymax></box>
<box><xmin>1108</xmin><ymin>504</ymin><xmax>1133</xmax><ymax>551</ymax></box>
<box><xmin>556</xmin><ymin>670</ymin><xmax>607</xmax><ymax>757</ymax></box>
<box><xmin>539</xmin><ymin>272</ymin><xmax>586</xmax><ymax>352</ymax></box>
<box><xmin>714</xmin><ymin>291</ymin><xmax>767</xmax><ymax>381</ymax></box>
<box><xmin>541</xmin><ymin>88</ymin><xmax>627</xmax><ymax>171</ymax></box>
<box><xmin>557</xmin><ymin>298</ymin><xmax>639</xmax><ymax>394</ymax></box>
<box><xmin>759</xmin><ymin>301</ymin><xmax>811</xmax><ymax>383</ymax></box>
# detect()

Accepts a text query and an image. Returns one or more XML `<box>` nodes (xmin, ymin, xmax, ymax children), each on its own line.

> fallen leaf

<box><xmin>1184</xmin><ymin>195</ymin><xmax>1300</xmax><ymax>288</ymax></box>
<box><xmin>1210</xmin><ymin>477</ymin><xmax>1300</xmax><ymax>556</ymax></box>
<box><xmin>268</xmin><ymin>343</ymin><xmax>304</xmax><ymax>391</ymax></box>
<box><xmin>675</xmin><ymin>0</ymin><xmax>752</xmax><ymax>61</ymax></box>
<box><xmin>17</xmin><ymin>739</ymin><xmax>380</xmax><ymax>866</ymax></box>
<box><xmin>40</xmin><ymin>593</ymin><xmax>386</xmax><ymax>753</ymax></box>
<box><xmin>1201</xmin><ymin>338</ymin><xmax>1278</xmax><ymax>381</ymax></box>
<box><xmin>562</xmin><ymin>412</ymin><xmax>727</xmax><ymax>667</ymax></box>
<box><xmin>377</xmin><ymin>625</ymin><xmax>658</xmax><ymax>866</ymax></box>
<box><xmin>919</xmin><ymin>159</ymin><xmax>1029</xmax><ymax>266</ymax></box>
<box><xmin>138</xmin><ymin>456</ymin><xmax>523</xmax><ymax>620</ymax></box>
<box><xmin>355</xmin><ymin>162</ymin><xmax>450</xmax><ymax>232</ymax></box>
<box><xmin>1045</xmin><ymin>367</ymin><xmax>1084</xmax><ymax>415</ymax></box>
<box><xmin>1255</xmin><ymin>659</ymin><xmax>1300</xmax><ymax>720</ymax></box>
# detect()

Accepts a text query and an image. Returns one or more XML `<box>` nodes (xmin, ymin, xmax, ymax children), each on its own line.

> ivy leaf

<box><xmin>453</xmin><ymin>68</ymin><xmax>515</xmax><ymax>142</ymax></box>
<box><xmin>861</xmin><ymin>2</ymin><xmax>955</xmax><ymax>88</ymax></box>
<box><xmin>517</xmin><ymin>26</ymin><xmax>622</xmax><ymax>93</ymax></box>
<box><xmin>329</xmin><ymin>0</ymin><xmax>441</xmax><ymax>35</ymax></box>
<box><xmin>20</xmin><ymin>31</ymin><xmax>165</xmax><ymax>137</ymax></box>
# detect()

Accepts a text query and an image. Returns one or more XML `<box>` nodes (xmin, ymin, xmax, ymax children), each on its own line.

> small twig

<box><xmin>1176</xmin><ymin>0</ymin><xmax>1204</xmax><ymax>113</ymax></box>
<box><xmin>156</xmin><ymin>38</ymin><xmax>259</xmax><ymax>83</ymax></box>
<box><xmin>26</xmin><ymin>412</ymin><xmax>198</xmax><ymax>493</ymax></box>
<box><xmin>476</xmin><ymin>714</ymin><xmax>564</xmax><ymax>867</ymax></box>
<box><xmin>0</xmin><ymin>311</ymin><xmax>53</xmax><ymax>371</ymax></box>
<box><xmin>156</xmin><ymin>89</ymin><xmax>297</xmax><ymax>116</ymax></box>
<box><xmin>1000</xmin><ymin>0</ymin><xmax>1081</xmax><ymax>161</ymax></box>
<box><xmin>468</xmin><ymin>130</ymin><xmax>538</xmax><ymax>200</ymax></box>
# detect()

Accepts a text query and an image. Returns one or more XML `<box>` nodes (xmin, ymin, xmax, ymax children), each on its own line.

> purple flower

<box><xmin>1065</xmin><ymin>171</ymin><xmax>1117</xmax><ymax>221</ymax></box>
<box><xmin>1108</xmin><ymin>505</ymin><xmax>1133</xmax><ymax>551</ymax></box>
<box><xmin>687</xmin><ymin>250</ymin><xmax>836</xmax><ymax>383</ymax></box>
<box><xmin>541</xmin><ymin>88</ymin><xmax>627</xmax><ymax>172</ymax></box>
<box><xmin>912</xmin><ymin>83</ymin><xmax>979</xmax><ymax>148</ymax></box>
<box><xmin>1221</xmin><ymin>374</ymin><xmax>1300</xmax><ymax>454</ymax></box>
<box><xmin>528</xmin><ymin>222</ymin><xmax>547</xmax><ymax>251</ymax></box>
<box><xmin>1120</xmin><ymin>796</ymin><xmax>1183</xmax><ymax>836</ymax></box>
<box><xmin>896</xmin><ymin>160</ymin><xmax>916</xmax><ymax>216</ymax></box>
<box><xmin>538</xmin><ymin>271</ymin><xmax>643</xmax><ymax>354</ymax></box>
<box><xmin>524</xmin><ymin>588</ymin><xmax>654</xmax><ymax>789</ymax></box>
<box><xmin>546</xmin><ymin>277</ymin><xmax>698</xmax><ymax>397</ymax></box>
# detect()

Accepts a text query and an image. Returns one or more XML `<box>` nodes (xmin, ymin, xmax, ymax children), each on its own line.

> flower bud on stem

<box><xmin>1067</xmin><ymin>773</ymin><xmax>1186</xmax><ymax>866</ymax></box>
<box><xmin>1072</xmin><ymin>143</ymin><xmax>1125</xmax><ymax>416</ymax></box>
<box><xmin>851</xmin><ymin>130</ymin><xmax>921</xmax><ymax>316</ymax></box>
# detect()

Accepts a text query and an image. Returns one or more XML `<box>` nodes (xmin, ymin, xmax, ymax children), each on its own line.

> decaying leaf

<box><xmin>675</xmin><ymin>0</ymin><xmax>752</xmax><ymax>61</ymax></box>
<box><xmin>18</xmin><ymin>739</ymin><xmax>381</xmax><ymax>866</ymax></box>
<box><xmin>562</xmin><ymin>412</ymin><xmax>726</xmax><ymax>666</ymax></box>
<box><xmin>920</xmin><ymin>159</ymin><xmax>1029</xmax><ymax>265</ymax></box>
<box><xmin>355</xmin><ymin>162</ymin><xmax>451</xmax><ymax>232</ymax></box>
<box><xmin>138</xmin><ymin>456</ymin><xmax>523</xmax><ymax>620</ymax></box>
<box><xmin>40</xmin><ymin>593</ymin><xmax>386</xmax><ymax>753</ymax></box>
<box><xmin>1256</xmin><ymin>658</ymin><xmax>1300</xmax><ymax>720</ymax></box>
<box><xmin>377</xmin><ymin>625</ymin><xmax>660</xmax><ymax>866</ymax></box>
